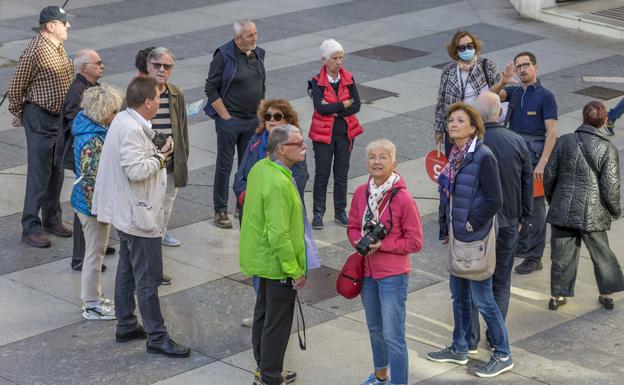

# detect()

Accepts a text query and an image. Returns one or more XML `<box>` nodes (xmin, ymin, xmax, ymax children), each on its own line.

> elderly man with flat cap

<box><xmin>8</xmin><ymin>6</ymin><xmax>74</xmax><ymax>248</ymax></box>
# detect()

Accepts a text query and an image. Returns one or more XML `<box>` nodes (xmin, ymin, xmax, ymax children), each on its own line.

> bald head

<box><xmin>475</xmin><ymin>91</ymin><xmax>502</xmax><ymax>123</ymax></box>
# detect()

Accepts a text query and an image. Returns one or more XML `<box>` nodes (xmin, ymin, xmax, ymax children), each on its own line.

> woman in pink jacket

<box><xmin>347</xmin><ymin>139</ymin><xmax>424</xmax><ymax>385</ymax></box>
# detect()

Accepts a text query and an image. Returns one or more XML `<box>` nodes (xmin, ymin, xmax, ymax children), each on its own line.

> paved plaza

<box><xmin>0</xmin><ymin>0</ymin><xmax>623</xmax><ymax>384</ymax></box>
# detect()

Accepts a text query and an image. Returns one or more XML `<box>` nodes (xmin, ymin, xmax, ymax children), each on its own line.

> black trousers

<box><xmin>213</xmin><ymin>116</ymin><xmax>257</xmax><ymax>212</ymax></box>
<box><xmin>21</xmin><ymin>103</ymin><xmax>64</xmax><ymax>234</ymax></box>
<box><xmin>550</xmin><ymin>225</ymin><xmax>624</xmax><ymax>297</ymax></box>
<box><xmin>71</xmin><ymin>213</ymin><xmax>86</xmax><ymax>262</ymax></box>
<box><xmin>517</xmin><ymin>196</ymin><xmax>546</xmax><ymax>261</ymax></box>
<box><xmin>115</xmin><ymin>230</ymin><xmax>168</xmax><ymax>343</ymax></box>
<box><xmin>252</xmin><ymin>278</ymin><xmax>296</xmax><ymax>385</ymax></box>
<box><xmin>312</xmin><ymin>134</ymin><xmax>351</xmax><ymax>217</ymax></box>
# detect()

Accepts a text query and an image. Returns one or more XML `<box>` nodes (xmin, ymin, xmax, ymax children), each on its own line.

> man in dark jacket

<box><xmin>469</xmin><ymin>91</ymin><xmax>533</xmax><ymax>349</ymax></box>
<box><xmin>204</xmin><ymin>19</ymin><xmax>266</xmax><ymax>229</ymax></box>
<box><xmin>57</xmin><ymin>49</ymin><xmax>111</xmax><ymax>270</ymax></box>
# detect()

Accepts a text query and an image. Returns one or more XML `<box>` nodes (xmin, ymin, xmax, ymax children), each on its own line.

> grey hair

<box><xmin>474</xmin><ymin>91</ymin><xmax>502</xmax><ymax>123</ymax></box>
<box><xmin>233</xmin><ymin>19</ymin><xmax>255</xmax><ymax>37</ymax></box>
<box><xmin>366</xmin><ymin>138</ymin><xmax>397</xmax><ymax>162</ymax></box>
<box><xmin>320</xmin><ymin>38</ymin><xmax>344</xmax><ymax>60</ymax></box>
<box><xmin>73</xmin><ymin>49</ymin><xmax>96</xmax><ymax>72</ymax></box>
<box><xmin>147</xmin><ymin>47</ymin><xmax>176</xmax><ymax>64</ymax></box>
<box><xmin>268</xmin><ymin>124</ymin><xmax>302</xmax><ymax>159</ymax></box>
<box><xmin>80</xmin><ymin>84</ymin><xmax>123</xmax><ymax>126</ymax></box>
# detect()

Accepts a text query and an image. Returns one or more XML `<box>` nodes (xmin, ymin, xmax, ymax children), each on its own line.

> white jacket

<box><xmin>92</xmin><ymin>109</ymin><xmax>166</xmax><ymax>238</ymax></box>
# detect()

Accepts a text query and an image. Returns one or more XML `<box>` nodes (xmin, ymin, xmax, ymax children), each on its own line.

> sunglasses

<box><xmin>457</xmin><ymin>43</ymin><xmax>475</xmax><ymax>52</ymax></box>
<box><xmin>149</xmin><ymin>62</ymin><xmax>173</xmax><ymax>71</ymax></box>
<box><xmin>282</xmin><ymin>141</ymin><xmax>305</xmax><ymax>148</ymax></box>
<box><xmin>87</xmin><ymin>60</ymin><xmax>104</xmax><ymax>66</ymax></box>
<box><xmin>52</xmin><ymin>20</ymin><xmax>68</xmax><ymax>27</ymax></box>
<box><xmin>264</xmin><ymin>113</ymin><xmax>284</xmax><ymax>121</ymax></box>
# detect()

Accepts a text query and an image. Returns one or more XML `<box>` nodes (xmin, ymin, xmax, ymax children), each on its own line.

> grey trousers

<box><xmin>21</xmin><ymin>103</ymin><xmax>64</xmax><ymax>234</ymax></box>
<box><xmin>115</xmin><ymin>230</ymin><xmax>168</xmax><ymax>343</ymax></box>
<box><xmin>550</xmin><ymin>225</ymin><xmax>624</xmax><ymax>297</ymax></box>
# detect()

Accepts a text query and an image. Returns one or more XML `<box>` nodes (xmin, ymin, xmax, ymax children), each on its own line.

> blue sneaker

<box><xmin>360</xmin><ymin>373</ymin><xmax>388</xmax><ymax>385</ymax></box>
<box><xmin>475</xmin><ymin>354</ymin><xmax>514</xmax><ymax>378</ymax></box>
<box><xmin>427</xmin><ymin>346</ymin><xmax>468</xmax><ymax>365</ymax></box>
<box><xmin>162</xmin><ymin>233</ymin><xmax>181</xmax><ymax>247</ymax></box>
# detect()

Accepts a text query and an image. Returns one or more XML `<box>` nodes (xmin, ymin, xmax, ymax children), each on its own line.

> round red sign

<box><xmin>425</xmin><ymin>150</ymin><xmax>448</xmax><ymax>183</ymax></box>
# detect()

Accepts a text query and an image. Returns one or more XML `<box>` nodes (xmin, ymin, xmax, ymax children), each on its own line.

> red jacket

<box><xmin>347</xmin><ymin>176</ymin><xmax>424</xmax><ymax>279</ymax></box>
<box><xmin>308</xmin><ymin>66</ymin><xmax>363</xmax><ymax>144</ymax></box>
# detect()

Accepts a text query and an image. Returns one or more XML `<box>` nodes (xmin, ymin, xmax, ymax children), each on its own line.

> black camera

<box><xmin>356</xmin><ymin>220</ymin><xmax>388</xmax><ymax>256</ymax></box>
<box><xmin>152</xmin><ymin>132</ymin><xmax>168</xmax><ymax>151</ymax></box>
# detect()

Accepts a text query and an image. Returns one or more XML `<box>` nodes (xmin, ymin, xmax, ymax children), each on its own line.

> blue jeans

<box><xmin>361</xmin><ymin>274</ymin><xmax>409</xmax><ymax>385</ymax></box>
<box><xmin>449</xmin><ymin>275</ymin><xmax>510</xmax><ymax>357</ymax></box>
<box><xmin>608</xmin><ymin>97</ymin><xmax>624</xmax><ymax>123</ymax></box>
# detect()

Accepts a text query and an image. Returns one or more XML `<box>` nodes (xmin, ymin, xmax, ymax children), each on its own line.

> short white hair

<box><xmin>320</xmin><ymin>39</ymin><xmax>344</xmax><ymax>60</ymax></box>
<box><xmin>147</xmin><ymin>47</ymin><xmax>176</xmax><ymax>64</ymax></box>
<box><xmin>366</xmin><ymin>138</ymin><xmax>397</xmax><ymax>162</ymax></box>
<box><xmin>73</xmin><ymin>49</ymin><xmax>96</xmax><ymax>72</ymax></box>
<box><xmin>234</xmin><ymin>19</ymin><xmax>255</xmax><ymax>37</ymax></box>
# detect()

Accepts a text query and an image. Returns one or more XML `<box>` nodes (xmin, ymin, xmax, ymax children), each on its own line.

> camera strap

<box><xmin>295</xmin><ymin>293</ymin><xmax>306</xmax><ymax>350</ymax></box>
<box><xmin>365</xmin><ymin>187</ymin><xmax>400</xmax><ymax>233</ymax></box>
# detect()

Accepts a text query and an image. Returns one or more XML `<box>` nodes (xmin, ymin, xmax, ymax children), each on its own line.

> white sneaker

<box><xmin>241</xmin><ymin>317</ymin><xmax>253</xmax><ymax>327</ymax></box>
<box><xmin>162</xmin><ymin>233</ymin><xmax>181</xmax><ymax>247</ymax></box>
<box><xmin>82</xmin><ymin>299</ymin><xmax>116</xmax><ymax>320</ymax></box>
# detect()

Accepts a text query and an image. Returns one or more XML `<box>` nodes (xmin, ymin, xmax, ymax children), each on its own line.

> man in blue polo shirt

<box><xmin>498</xmin><ymin>51</ymin><xmax>557</xmax><ymax>275</ymax></box>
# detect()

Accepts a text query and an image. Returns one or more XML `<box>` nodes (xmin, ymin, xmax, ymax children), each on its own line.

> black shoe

<box><xmin>599</xmin><ymin>296</ymin><xmax>614</xmax><ymax>310</ymax></box>
<box><xmin>116</xmin><ymin>325</ymin><xmax>147</xmax><ymax>343</ymax></box>
<box><xmin>548</xmin><ymin>297</ymin><xmax>567</xmax><ymax>310</ymax></box>
<box><xmin>334</xmin><ymin>212</ymin><xmax>348</xmax><ymax>227</ymax></box>
<box><xmin>105</xmin><ymin>246</ymin><xmax>116</xmax><ymax>255</ymax></box>
<box><xmin>312</xmin><ymin>214</ymin><xmax>323</xmax><ymax>229</ymax></box>
<box><xmin>71</xmin><ymin>260</ymin><xmax>106</xmax><ymax>272</ymax></box>
<box><xmin>146</xmin><ymin>338</ymin><xmax>191</xmax><ymax>358</ymax></box>
<box><xmin>514</xmin><ymin>259</ymin><xmax>543</xmax><ymax>274</ymax></box>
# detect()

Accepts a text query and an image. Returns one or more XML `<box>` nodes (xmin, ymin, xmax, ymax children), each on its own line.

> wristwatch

<box><xmin>465</xmin><ymin>221</ymin><xmax>474</xmax><ymax>232</ymax></box>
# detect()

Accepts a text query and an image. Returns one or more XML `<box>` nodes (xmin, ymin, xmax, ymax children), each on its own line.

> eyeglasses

<box><xmin>457</xmin><ymin>43</ymin><xmax>475</xmax><ymax>52</ymax></box>
<box><xmin>149</xmin><ymin>62</ymin><xmax>173</xmax><ymax>71</ymax></box>
<box><xmin>264</xmin><ymin>113</ymin><xmax>284</xmax><ymax>121</ymax></box>
<box><xmin>87</xmin><ymin>60</ymin><xmax>104</xmax><ymax>66</ymax></box>
<box><xmin>515</xmin><ymin>62</ymin><xmax>532</xmax><ymax>70</ymax></box>
<box><xmin>282</xmin><ymin>141</ymin><xmax>306</xmax><ymax>148</ymax></box>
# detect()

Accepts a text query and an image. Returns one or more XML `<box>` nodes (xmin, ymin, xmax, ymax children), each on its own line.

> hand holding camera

<box><xmin>355</xmin><ymin>219</ymin><xmax>388</xmax><ymax>256</ymax></box>
<box><xmin>160</xmin><ymin>136</ymin><xmax>174</xmax><ymax>160</ymax></box>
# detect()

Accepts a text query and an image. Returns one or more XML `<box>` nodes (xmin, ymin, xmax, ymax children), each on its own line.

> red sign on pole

<box><xmin>425</xmin><ymin>150</ymin><xmax>448</xmax><ymax>183</ymax></box>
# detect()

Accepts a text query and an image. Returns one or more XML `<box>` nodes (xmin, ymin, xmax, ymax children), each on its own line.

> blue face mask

<box><xmin>458</xmin><ymin>49</ymin><xmax>475</xmax><ymax>62</ymax></box>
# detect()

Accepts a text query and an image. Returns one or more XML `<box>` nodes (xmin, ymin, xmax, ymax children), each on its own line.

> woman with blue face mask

<box><xmin>433</xmin><ymin>31</ymin><xmax>507</xmax><ymax>244</ymax></box>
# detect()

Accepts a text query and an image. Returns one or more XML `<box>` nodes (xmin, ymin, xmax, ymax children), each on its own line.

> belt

<box><xmin>26</xmin><ymin>102</ymin><xmax>60</xmax><ymax>117</ymax></box>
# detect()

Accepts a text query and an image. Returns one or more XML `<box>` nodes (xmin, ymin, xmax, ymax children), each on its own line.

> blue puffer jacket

<box><xmin>448</xmin><ymin>139</ymin><xmax>503</xmax><ymax>242</ymax></box>
<box><xmin>71</xmin><ymin>111</ymin><xmax>108</xmax><ymax>216</ymax></box>
<box><xmin>234</xmin><ymin>132</ymin><xmax>309</xmax><ymax>205</ymax></box>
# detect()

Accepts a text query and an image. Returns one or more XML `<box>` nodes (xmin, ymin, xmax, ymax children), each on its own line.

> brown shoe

<box><xmin>43</xmin><ymin>223</ymin><xmax>72</xmax><ymax>237</ymax></box>
<box><xmin>214</xmin><ymin>211</ymin><xmax>233</xmax><ymax>229</ymax></box>
<box><xmin>22</xmin><ymin>232</ymin><xmax>51</xmax><ymax>248</ymax></box>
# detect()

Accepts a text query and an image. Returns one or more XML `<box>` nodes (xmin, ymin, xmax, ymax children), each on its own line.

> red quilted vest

<box><xmin>308</xmin><ymin>66</ymin><xmax>363</xmax><ymax>144</ymax></box>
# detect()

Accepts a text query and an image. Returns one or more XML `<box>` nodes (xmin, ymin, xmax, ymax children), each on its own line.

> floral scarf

<box><xmin>438</xmin><ymin>137</ymin><xmax>474</xmax><ymax>205</ymax></box>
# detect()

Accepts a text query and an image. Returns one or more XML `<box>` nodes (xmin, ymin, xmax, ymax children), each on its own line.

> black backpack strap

<box><xmin>481</xmin><ymin>58</ymin><xmax>492</xmax><ymax>88</ymax></box>
<box><xmin>504</xmin><ymin>87</ymin><xmax>521</xmax><ymax>128</ymax></box>
<box><xmin>575</xmin><ymin>132</ymin><xmax>599</xmax><ymax>175</ymax></box>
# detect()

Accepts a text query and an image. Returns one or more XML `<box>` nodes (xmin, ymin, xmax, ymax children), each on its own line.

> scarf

<box><xmin>438</xmin><ymin>137</ymin><xmax>474</xmax><ymax>205</ymax></box>
<box><xmin>362</xmin><ymin>172</ymin><xmax>400</xmax><ymax>234</ymax></box>
<box><xmin>258</xmin><ymin>130</ymin><xmax>268</xmax><ymax>160</ymax></box>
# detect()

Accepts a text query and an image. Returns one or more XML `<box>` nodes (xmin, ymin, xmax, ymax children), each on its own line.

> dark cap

<box><xmin>39</xmin><ymin>6</ymin><xmax>69</xmax><ymax>25</ymax></box>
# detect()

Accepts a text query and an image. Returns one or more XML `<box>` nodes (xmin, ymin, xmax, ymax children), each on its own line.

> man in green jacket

<box><xmin>240</xmin><ymin>125</ymin><xmax>308</xmax><ymax>385</ymax></box>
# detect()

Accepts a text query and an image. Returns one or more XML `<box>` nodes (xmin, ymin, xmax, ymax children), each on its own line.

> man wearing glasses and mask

<box><xmin>497</xmin><ymin>51</ymin><xmax>558</xmax><ymax>275</ymax></box>
<box><xmin>8</xmin><ymin>6</ymin><xmax>75</xmax><ymax>248</ymax></box>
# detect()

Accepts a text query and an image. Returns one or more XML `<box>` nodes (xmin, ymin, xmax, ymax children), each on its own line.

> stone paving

<box><xmin>0</xmin><ymin>1</ymin><xmax>623</xmax><ymax>384</ymax></box>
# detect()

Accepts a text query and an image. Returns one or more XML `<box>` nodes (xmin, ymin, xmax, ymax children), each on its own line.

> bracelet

<box><xmin>152</xmin><ymin>154</ymin><xmax>165</xmax><ymax>169</ymax></box>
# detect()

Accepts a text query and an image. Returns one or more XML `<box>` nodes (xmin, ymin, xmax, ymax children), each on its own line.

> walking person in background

<box><xmin>308</xmin><ymin>38</ymin><xmax>363</xmax><ymax>230</ymax></box>
<box><xmin>71</xmin><ymin>85</ymin><xmax>123</xmax><ymax>320</ymax></box>
<box><xmin>347</xmin><ymin>139</ymin><xmax>423</xmax><ymax>385</ymax></box>
<box><xmin>544</xmin><ymin>101</ymin><xmax>624</xmax><ymax>311</ymax></box>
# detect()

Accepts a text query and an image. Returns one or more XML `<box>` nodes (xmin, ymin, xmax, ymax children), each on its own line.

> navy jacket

<box><xmin>483</xmin><ymin>122</ymin><xmax>533</xmax><ymax>227</ymax></box>
<box><xmin>204</xmin><ymin>40</ymin><xmax>266</xmax><ymax>119</ymax></box>
<box><xmin>449</xmin><ymin>139</ymin><xmax>503</xmax><ymax>242</ymax></box>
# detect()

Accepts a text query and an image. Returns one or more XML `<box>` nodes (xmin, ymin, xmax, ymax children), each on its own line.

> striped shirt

<box><xmin>151</xmin><ymin>90</ymin><xmax>172</xmax><ymax>135</ymax></box>
<box><xmin>8</xmin><ymin>33</ymin><xmax>74</xmax><ymax>117</ymax></box>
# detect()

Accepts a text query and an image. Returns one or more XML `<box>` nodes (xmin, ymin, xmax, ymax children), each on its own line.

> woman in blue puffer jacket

<box><xmin>71</xmin><ymin>84</ymin><xmax>122</xmax><ymax>321</ymax></box>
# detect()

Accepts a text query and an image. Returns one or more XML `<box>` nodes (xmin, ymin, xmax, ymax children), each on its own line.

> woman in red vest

<box><xmin>308</xmin><ymin>38</ymin><xmax>363</xmax><ymax>229</ymax></box>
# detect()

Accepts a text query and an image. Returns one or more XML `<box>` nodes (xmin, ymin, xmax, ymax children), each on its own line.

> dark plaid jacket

<box><xmin>433</xmin><ymin>57</ymin><xmax>501</xmax><ymax>133</ymax></box>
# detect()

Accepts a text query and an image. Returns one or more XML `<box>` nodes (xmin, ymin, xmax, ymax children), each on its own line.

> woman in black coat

<box><xmin>544</xmin><ymin>101</ymin><xmax>624</xmax><ymax>311</ymax></box>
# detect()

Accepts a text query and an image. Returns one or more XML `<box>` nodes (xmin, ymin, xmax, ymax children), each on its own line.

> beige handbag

<box><xmin>448</xmin><ymin>196</ymin><xmax>497</xmax><ymax>281</ymax></box>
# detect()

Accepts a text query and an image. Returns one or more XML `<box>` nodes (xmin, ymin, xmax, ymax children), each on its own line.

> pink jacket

<box><xmin>347</xmin><ymin>177</ymin><xmax>424</xmax><ymax>279</ymax></box>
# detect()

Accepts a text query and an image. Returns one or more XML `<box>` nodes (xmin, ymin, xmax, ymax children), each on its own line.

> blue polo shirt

<box><xmin>505</xmin><ymin>79</ymin><xmax>557</xmax><ymax>137</ymax></box>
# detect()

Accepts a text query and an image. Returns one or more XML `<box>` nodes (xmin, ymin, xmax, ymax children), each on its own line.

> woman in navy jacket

<box><xmin>427</xmin><ymin>103</ymin><xmax>513</xmax><ymax>379</ymax></box>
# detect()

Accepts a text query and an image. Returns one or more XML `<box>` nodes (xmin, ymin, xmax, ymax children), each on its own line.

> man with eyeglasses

<box><xmin>204</xmin><ymin>19</ymin><xmax>266</xmax><ymax>229</ymax></box>
<box><xmin>57</xmin><ymin>49</ymin><xmax>115</xmax><ymax>269</ymax></box>
<box><xmin>497</xmin><ymin>51</ymin><xmax>558</xmax><ymax>275</ymax></box>
<box><xmin>8</xmin><ymin>6</ymin><xmax>74</xmax><ymax>248</ymax></box>
<box><xmin>144</xmin><ymin>47</ymin><xmax>189</xmax><ymax>250</ymax></box>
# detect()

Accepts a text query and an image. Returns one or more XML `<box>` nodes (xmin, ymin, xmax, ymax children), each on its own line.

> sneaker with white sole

<box><xmin>162</xmin><ymin>233</ymin><xmax>181</xmax><ymax>247</ymax></box>
<box><xmin>241</xmin><ymin>317</ymin><xmax>253</xmax><ymax>328</ymax></box>
<box><xmin>360</xmin><ymin>373</ymin><xmax>389</xmax><ymax>385</ymax></box>
<box><xmin>427</xmin><ymin>346</ymin><xmax>468</xmax><ymax>365</ymax></box>
<box><xmin>82</xmin><ymin>299</ymin><xmax>116</xmax><ymax>320</ymax></box>
<box><xmin>475</xmin><ymin>355</ymin><xmax>514</xmax><ymax>378</ymax></box>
